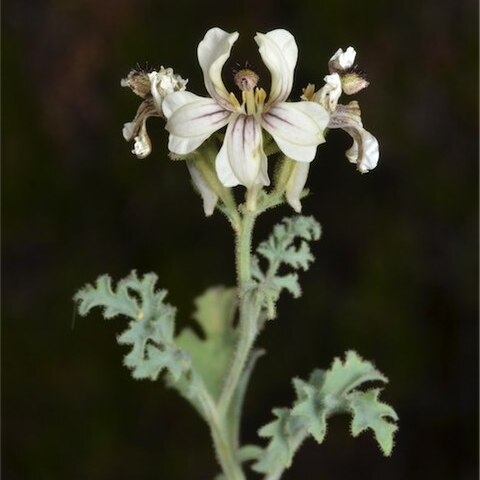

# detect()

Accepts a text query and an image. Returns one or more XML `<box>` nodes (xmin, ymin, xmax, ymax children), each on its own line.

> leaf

<box><xmin>237</xmin><ymin>444</ymin><xmax>263</xmax><ymax>463</ymax></box>
<box><xmin>252</xmin><ymin>351</ymin><xmax>398</xmax><ymax>475</ymax></box>
<box><xmin>321</xmin><ymin>350</ymin><xmax>388</xmax><ymax>400</ymax></box>
<box><xmin>176</xmin><ymin>286</ymin><xmax>238</xmax><ymax>400</ymax></box>
<box><xmin>252</xmin><ymin>215</ymin><xmax>321</xmax><ymax>320</ymax></box>
<box><xmin>348</xmin><ymin>389</ymin><xmax>399</xmax><ymax>456</ymax></box>
<box><xmin>252</xmin><ymin>408</ymin><xmax>298</xmax><ymax>473</ymax></box>
<box><xmin>74</xmin><ymin>271</ymin><xmax>189</xmax><ymax>381</ymax></box>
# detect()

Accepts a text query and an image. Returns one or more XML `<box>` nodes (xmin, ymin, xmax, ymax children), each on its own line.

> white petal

<box><xmin>255</xmin><ymin>29</ymin><xmax>298</xmax><ymax>106</ymax></box>
<box><xmin>328</xmin><ymin>101</ymin><xmax>379</xmax><ymax>173</ymax></box>
<box><xmin>186</xmin><ymin>160</ymin><xmax>219</xmax><ymax>216</ymax></box>
<box><xmin>123</xmin><ymin>121</ymin><xmax>136</xmax><ymax>141</ymax></box>
<box><xmin>215</xmin><ymin>140</ymin><xmax>240</xmax><ymax>187</ymax></box>
<box><xmin>215</xmin><ymin>114</ymin><xmax>269</xmax><ymax>188</ymax></box>
<box><xmin>122</xmin><ymin>100</ymin><xmax>158</xmax><ymax>141</ymax></box>
<box><xmin>132</xmin><ymin>122</ymin><xmax>152</xmax><ymax>159</ymax></box>
<box><xmin>286</xmin><ymin>162</ymin><xmax>310</xmax><ymax>213</ymax></box>
<box><xmin>122</xmin><ymin>100</ymin><xmax>158</xmax><ymax>157</ymax></box>
<box><xmin>164</xmin><ymin>91</ymin><xmax>231</xmax><ymax>154</ymax></box>
<box><xmin>162</xmin><ymin>91</ymin><xmax>205</xmax><ymax>118</ymax></box>
<box><xmin>312</xmin><ymin>73</ymin><xmax>342</xmax><ymax>113</ymax></box>
<box><xmin>329</xmin><ymin>46</ymin><xmax>356</xmax><ymax>73</ymax></box>
<box><xmin>197</xmin><ymin>27</ymin><xmax>239</xmax><ymax>110</ymax></box>
<box><xmin>262</xmin><ymin>101</ymin><xmax>329</xmax><ymax>162</ymax></box>
<box><xmin>344</xmin><ymin>128</ymin><xmax>379</xmax><ymax>173</ymax></box>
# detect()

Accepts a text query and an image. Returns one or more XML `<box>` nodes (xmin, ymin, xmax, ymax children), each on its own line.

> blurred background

<box><xmin>3</xmin><ymin>0</ymin><xmax>478</xmax><ymax>479</ymax></box>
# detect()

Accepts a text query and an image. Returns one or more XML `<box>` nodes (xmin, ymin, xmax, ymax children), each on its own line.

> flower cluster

<box><xmin>121</xmin><ymin>28</ymin><xmax>379</xmax><ymax>214</ymax></box>
<box><xmin>303</xmin><ymin>47</ymin><xmax>379</xmax><ymax>174</ymax></box>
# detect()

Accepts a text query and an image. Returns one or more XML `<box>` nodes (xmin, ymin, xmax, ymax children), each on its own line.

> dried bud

<box><xmin>341</xmin><ymin>71</ymin><xmax>369</xmax><ymax>95</ymax></box>
<box><xmin>121</xmin><ymin>70</ymin><xmax>152</xmax><ymax>98</ymax></box>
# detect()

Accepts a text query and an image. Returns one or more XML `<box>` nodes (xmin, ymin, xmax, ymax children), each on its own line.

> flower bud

<box><xmin>121</xmin><ymin>70</ymin><xmax>152</xmax><ymax>98</ymax></box>
<box><xmin>341</xmin><ymin>72</ymin><xmax>369</xmax><ymax>95</ymax></box>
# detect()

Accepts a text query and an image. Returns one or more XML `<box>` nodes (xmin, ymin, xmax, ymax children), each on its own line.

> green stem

<box><xmin>219</xmin><ymin>210</ymin><xmax>259</xmax><ymax>419</ymax></box>
<box><xmin>197</xmin><ymin>384</ymin><xmax>246</xmax><ymax>480</ymax></box>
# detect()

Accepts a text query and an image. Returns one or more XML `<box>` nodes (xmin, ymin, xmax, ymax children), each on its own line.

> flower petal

<box><xmin>286</xmin><ymin>162</ymin><xmax>310</xmax><ymax>213</ymax></box>
<box><xmin>255</xmin><ymin>29</ymin><xmax>298</xmax><ymax>106</ymax></box>
<box><xmin>328</xmin><ymin>47</ymin><xmax>356</xmax><ymax>73</ymax></box>
<box><xmin>186</xmin><ymin>160</ymin><xmax>219</xmax><ymax>216</ymax></box>
<box><xmin>262</xmin><ymin>101</ymin><xmax>329</xmax><ymax>162</ymax></box>
<box><xmin>123</xmin><ymin>100</ymin><xmax>158</xmax><ymax>141</ymax></box>
<box><xmin>328</xmin><ymin>101</ymin><xmax>379</xmax><ymax>172</ymax></box>
<box><xmin>122</xmin><ymin>99</ymin><xmax>159</xmax><ymax>158</ymax></box>
<box><xmin>215</xmin><ymin>114</ymin><xmax>269</xmax><ymax>188</ymax></box>
<box><xmin>197</xmin><ymin>27</ymin><xmax>239</xmax><ymax>111</ymax></box>
<box><xmin>164</xmin><ymin>91</ymin><xmax>231</xmax><ymax>154</ymax></box>
<box><xmin>344</xmin><ymin>128</ymin><xmax>379</xmax><ymax>173</ymax></box>
<box><xmin>132</xmin><ymin>122</ymin><xmax>152</xmax><ymax>159</ymax></box>
<box><xmin>312</xmin><ymin>73</ymin><xmax>342</xmax><ymax>113</ymax></box>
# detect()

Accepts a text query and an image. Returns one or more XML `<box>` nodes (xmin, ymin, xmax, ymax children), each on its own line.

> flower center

<box><xmin>232</xmin><ymin>68</ymin><xmax>266</xmax><ymax>116</ymax></box>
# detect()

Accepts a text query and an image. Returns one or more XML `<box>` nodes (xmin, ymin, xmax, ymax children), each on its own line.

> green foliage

<box><xmin>74</xmin><ymin>271</ymin><xmax>190</xmax><ymax>381</ymax></box>
<box><xmin>252</xmin><ymin>351</ymin><xmax>398</xmax><ymax>475</ymax></box>
<box><xmin>252</xmin><ymin>215</ymin><xmax>321</xmax><ymax>319</ymax></box>
<box><xmin>176</xmin><ymin>286</ymin><xmax>238</xmax><ymax>400</ymax></box>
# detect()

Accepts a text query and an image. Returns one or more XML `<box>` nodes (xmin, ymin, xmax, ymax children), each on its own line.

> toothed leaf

<box><xmin>74</xmin><ymin>271</ymin><xmax>189</xmax><ymax>381</ymax></box>
<box><xmin>348</xmin><ymin>388</ymin><xmax>399</xmax><ymax>456</ymax></box>
<box><xmin>252</xmin><ymin>216</ymin><xmax>321</xmax><ymax>320</ymax></box>
<box><xmin>252</xmin><ymin>351</ymin><xmax>398</xmax><ymax>475</ymax></box>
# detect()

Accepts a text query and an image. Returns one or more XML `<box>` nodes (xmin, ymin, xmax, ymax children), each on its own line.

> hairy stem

<box><xmin>209</xmin><ymin>208</ymin><xmax>262</xmax><ymax>479</ymax></box>
<box><xmin>219</xmin><ymin>210</ymin><xmax>258</xmax><ymax>417</ymax></box>
<box><xmin>197</xmin><ymin>383</ymin><xmax>246</xmax><ymax>480</ymax></box>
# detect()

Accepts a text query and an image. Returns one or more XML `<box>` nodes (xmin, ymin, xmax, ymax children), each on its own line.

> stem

<box><xmin>219</xmin><ymin>210</ymin><xmax>259</xmax><ymax>418</ymax></box>
<box><xmin>210</xmin><ymin>418</ymin><xmax>246</xmax><ymax>480</ymax></box>
<box><xmin>197</xmin><ymin>383</ymin><xmax>246</xmax><ymax>480</ymax></box>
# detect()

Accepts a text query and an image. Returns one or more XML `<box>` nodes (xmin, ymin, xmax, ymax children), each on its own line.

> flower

<box><xmin>162</xmin><ymin>28</ymin><xmax>330</xmax><ymax>190</ymax></box>
<box><xmin>122</xmin><ymin>67</ymin><xmax>188</xmax><ymax>158</ymax></box>
<box><xmin>307</xmin><ymin>47</ymin><xmax>379</xmax><ymax>174</ymax></box>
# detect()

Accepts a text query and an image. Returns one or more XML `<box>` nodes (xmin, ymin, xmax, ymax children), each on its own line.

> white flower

<box><xmin>163</xmin><ymin>28</ymin><xmax>330</xmax><ymax>189</ymax></box>
<box><xmin>122</xmin><ymin>67</ymin><xmax>187</xmax><ymax>158</ymax></box>
<box><xmin>309</xmin><ymin>47</ymin><xmax>379</xmax><ymax>173</ymax></box>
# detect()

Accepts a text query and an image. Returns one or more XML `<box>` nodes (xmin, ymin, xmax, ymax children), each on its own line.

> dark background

<box><xmin>3</xmin><ymin>0</ymin><xmax>478</xmax><ymax>479</ymax></box>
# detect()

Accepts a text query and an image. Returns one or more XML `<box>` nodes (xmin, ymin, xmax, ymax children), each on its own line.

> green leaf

<box><xmin>252</xmin><ymin>351</ymin><xmax>398</xmax><ymax>475</ymax></box>
<box><xmin>321</xmin><ymin>350</ymin><xmax>388</xmax><ymax>400</ymax></box>
<box><xmin>253</xmin><ymin>408</ymin><xmax>298</xmax><ymax>473</ymax></box>
<box><xmin>252</xmin><ymin>215</ymin><xmax>321</xmax><ymax>320</ymax></box>
<box><xmin>348</xmin><ymin>389</ymin><xmax>398</xmax><ymax>456</ymax></box>
<box><xmin>74</xmin><ymin>271</ymin><xmax>189</xmax><ymax>381</ymax></box>
<box><xmin>237</xmin><ymin>444</ymin><xmax>263</xmax><ymax>463</ymax></box>
<box><xmin>176</xmin><ymin>286</ymin><xmax>238</xmax><ymax>400</ymax></box>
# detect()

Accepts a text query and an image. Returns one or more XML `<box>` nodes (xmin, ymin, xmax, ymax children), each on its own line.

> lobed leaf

<box><xmin>74</xmin><ymin>271</ymin><xmax>189</xmax><ymax>381</ymax></box>
<box><xmin>252</xmin><ymin>351</ymin><xmax>398</xmax><ymax>475</ymax></box>
<box><xmin>252</xmin><ymin>216</ymin><xmax>321</xmax><ymax>320</ymax></box>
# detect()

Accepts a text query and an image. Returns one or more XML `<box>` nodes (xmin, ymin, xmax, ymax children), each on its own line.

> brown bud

<box><xmin>341</xmin><ymin>72</ymin><xmax>369</xmax><ymax>95</ymax></box>
<box><xmin>121</xmin><ymin>70</ymin><xmax>152</xmax><ymax>98</ymax></box>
